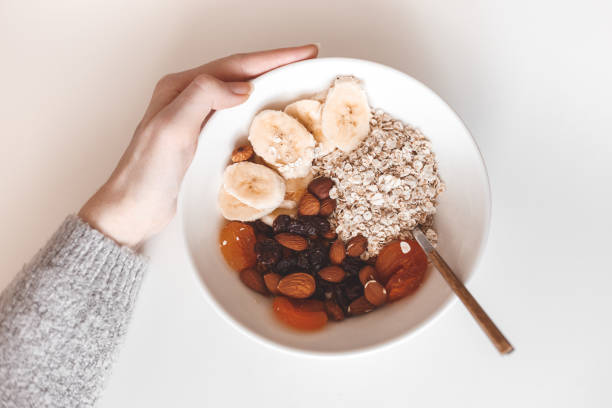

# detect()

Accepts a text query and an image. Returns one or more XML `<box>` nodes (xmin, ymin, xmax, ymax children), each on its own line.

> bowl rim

<box><xmin>179</xmin><ymin>56</ymin><xmax>492</xmax><ymax>357</ymax></box>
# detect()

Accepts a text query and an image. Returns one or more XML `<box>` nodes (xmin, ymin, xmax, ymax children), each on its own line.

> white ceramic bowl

<box><xmin>180</xmin><ymin>57</ymin><xmax>491</xmax><ymax>355</ymax></box>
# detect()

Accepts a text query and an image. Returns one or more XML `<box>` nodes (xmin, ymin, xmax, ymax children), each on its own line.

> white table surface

<box><xmin>2</xmin><ymin>0</ymin><xmax>611</xmax><ymax>406</ymax></box>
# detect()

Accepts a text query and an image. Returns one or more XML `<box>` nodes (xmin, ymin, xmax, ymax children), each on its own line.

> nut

<box><xmin>346</xmin><ymin>234</ymin><xmax>368</xmax><ymax>257</ymax></box>
<box><xmin>322</xmin><ymin>230</ymin><xmax>338</xmax><ymax>240</ymax></box>
<box><xmin>274</xmin><ymin>233</ymin><xmax>308</xmax><ymax>251</ymax></box>
<box><xmin>308</xmin><ymin>176</ymin><xmax>334</xmax><ymax>200</ymax></box>
<box><xmin>239</xmin><ymin>268</ymin><xmax>268</xmax><ymax>295</ymax></box>
<box><xmin>231</xmin><ymin>144</ymin><xmax>254</xmax><ymax>162</ymax></box>
<box><xmin>263</xmin><ymin>273</ymin><xmax>281</xmax><ymax>295</ymax></box>
<box><xmin>324</xmin><ymin>300</ymin><xmax>345</xmax><ymax>321</ymax></box>
<box><xmin>358</xmin><ymin>265</ymin><xmax>377</xmax><ymax>285</ymax></box>
<box><xmin>277</xmin><ymin>272</ymin><xmax>316</xmax><ymax>299</ymax></box>
<box><xmin>317</xmin><ymin>265</ymin><xmax>346</xmax><ymax>283</ymax></box>
<box><xmin>347</xmin><ymin>296</ymin><xmax>375</xmax><ymax>316</ymax></box>
<box><xmin>298</xmin><ymin>193</ymin><xmax>320</xmax><ymax>216</ymax></box>
<box><xmin>364</xmin><ymin>280</ymin><xmax>387</xmax><ymax>306</ymax></box>
<box><xmin>329</xmin><ymin>240</ymin><xmax>346</xmax><ymax>265</ymax></box>
<box><xmin>319</xmin><ymin>198</ymin><xmax>337</xmax><ymax>216</ymax></box>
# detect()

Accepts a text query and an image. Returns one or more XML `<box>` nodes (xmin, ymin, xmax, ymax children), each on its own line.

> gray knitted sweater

<box><xmin>0</xmin><ymin>215</ymin><xmax>147</xmax><ymax>407</ymax></box>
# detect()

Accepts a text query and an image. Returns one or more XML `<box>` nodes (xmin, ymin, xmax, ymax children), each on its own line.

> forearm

<box><xmin>0</xmin><ymin>215</ymin><xmax>147</xmax><ymax>407</ymax></box>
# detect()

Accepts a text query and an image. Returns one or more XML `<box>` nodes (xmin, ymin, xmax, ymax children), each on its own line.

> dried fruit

<box><xmin>358</xmin><ymin>265</ymin><xmax>376</xmax><ymax>285</ymax></box>
<box><xmin>346</xmin><ymin>234</ymin><xmax>368</xmax><ymax>257</ymax></box>
<box><xmin>274</xmin><ymin>257</ymin><xmax>297</xmax><ymax>276</ymax></box>
<box><xmin>274</xmin><ymin>233</ymin><xmax>308</xmax><ymax>251</ymax></box>
<box><xmin>298</xmin><ymin>193</ymin><xmax>320</xmax><ymax>216</ymax></box>
<box><xmin>306</xmin><ymin>244</ymin><xmax>327</xmax><ymax>271</ymax></box>
<box><xmin>254</xmin><ymin>238</ymin><xmax>282</xmax><ymax>266</ymax></box>
<box><xmin>324</xmin><ymin>300</ymin><xmax>345</xmax><ymax>321</ymax></box>
<box><xmin>348</xmin><ymin>296</ymin><xmax>375</xmax><ymax>316</ymax></box>
<box><xmin>263</xmin><ymin>273</ymin><xmax>282</xmax><ymax>295</ymax></box>
<box><xmin>252</xmin><ymin>220</ymin><xmax>273</xmax><ymax>236</ymax></box>
<box><xmin>219</xmin><ymin>222</ymin><xmax>257</xmax><ymax>271</ymax></box>
<box><xmin>308</xmin><ymin>176</ymin><xmax>334</xmax><ymax>200</ymax></box>
<box><xmin>319</xmin><ymin>198</ymin><xmax>337</xmax><ymax>216</ymax></box>
<box><xmin>385</xmin><ymin>264</ymin><xmax>426</xmax><ymax>302</ymax></box>
<box><xmin>277</xmin><ymin>272</ymin><xmax>316</xmax><ymax>298</ymax></box>
<box><xmin>287</xmin><ymin>219</ymin><xmax>316</xmax><ymax>237</ymax></box>
<box><xmin>364</xmin><ymin>280</ymin><xmax>387</xmax><ymax>306</ymax></box>
<box><xmin>272</xmin><ymin>214</ymin><xmax>292</xmax><ymax>234</ymax></box>
<box><xmin>239</xmin><ymin>268</ymin><xmax>267</xmax><ymax>295</ymax></box>
<box><xmin>341</xmin><ymin>274</ymin><xmax>364</xmax><ymax>301</ymax></box>
<box><xmin>273</xmin><ymin>297</ymin><xmax>327</xmax><ymax>331</ymax></box>
<box><xmin>300</xmin><ymin>215</ymin><xmax>330</xmax><ymax>235</ymax></box>
<box><xmin>329</xmin><ymin>240</ymin><xmax>346</xmax><ymax>265</ymax></box>
<box><xmin>231</xmin><ymin>144</ymin><xmax>254</xmax><ymax>162</ymax></box>
<box><xmin>375</xmin><ymin>240</ymin><xmax>427</xmax><ymax>284</ymax></box>
<box><xmin>318</xmin><ymin>265</ymin><xmax>346</xmax><ymax>283</ymax></box>
<box><xmin>322</xmin><ymin>230</ymin><xmax>337</xmax><ymax>240</ymax></box>
<box><xmin>341</xmin><ymin>256</ymin><xmax>365</xmax><ymax>276</ymax></box>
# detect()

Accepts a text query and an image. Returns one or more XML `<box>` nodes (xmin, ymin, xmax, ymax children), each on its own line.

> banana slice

<box><xmin>218</xmin><ymin>187</ymin><xmax>273</xmax><ymax>221</ymax></box>
<box><xmin>222</xmin><ymin>162</ymin><xmax>286</xmax><ymax>210</ymax></box>
<box><xmin>248</xmin><ymin>110</ymin><xmax>315</xmax><ymax>179</ymax></box>
<box><xmin>285</xmin><ymin>100</ymin><xmax>335</xmax><ymax>156</ymax></box>
<box><xmin>283</xmin><ymin>171</ymin><xmax>314</xmax><ymax>204</ymax></box>
<box><xmin>321</xmin><ymin>76</ymin><xmax>371</xmax><ymax>153</ymax></box>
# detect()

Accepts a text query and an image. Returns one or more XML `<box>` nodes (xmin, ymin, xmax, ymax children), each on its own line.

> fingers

<box><xmin>157</xmin><ymin>74</ymin><xmax>251</xmax><ymax>135</ymax></box>
<box><xmin>186</xmin><ymin>44</ymin><xmax>319</xmax><ymax>83</ymax></box>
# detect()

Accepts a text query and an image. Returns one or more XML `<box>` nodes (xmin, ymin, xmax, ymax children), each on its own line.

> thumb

<box><xmin>160</xmin><ymin>73</ymin><xmax>251</xmax><ymax>132</ymax></box>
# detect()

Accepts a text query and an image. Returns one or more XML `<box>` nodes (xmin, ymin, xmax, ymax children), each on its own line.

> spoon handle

<box><xmin>413</xmin><ymin>228</ymin><xmax>514</xmax><ymax>355</ymax></box>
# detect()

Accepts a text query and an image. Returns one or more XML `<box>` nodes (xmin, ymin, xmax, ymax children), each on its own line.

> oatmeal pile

<box><xmin>312</xmin><ymin>109</ymin><xmax>445</xmax><ymax>258</ymax></box>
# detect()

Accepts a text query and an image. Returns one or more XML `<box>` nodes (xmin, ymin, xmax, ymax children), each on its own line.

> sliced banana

<box><xmin>285</xmin><ymin>100</ymin><xmax>335</xmax><ymax>156</ymax></box>
<box><xmin>222</xmin><ymin>162</ymin><xmax>286</xmax><ymax>210</ymax></box>
<box><xmin>321</xmin><ymin>76</ymin><xmax>371</xmax><ymax>153</ymax></box>
<box><xmin>260</xmin><ymin>207</ymin><xmax>298</xmax><ymax>226</ymax></box>
<box><xmin>248</xmin><ymin>110</ymin><xmax>315</xmax><ymax>179</ymax></box>
<box><xmin>218</xmin><ymin>187</ymin><xmax>273</xmax><ymax>222</ymax></box>
<box><xmin>283</xmin><ymin>171</ymin><xmax>313</xmax><ymax>204</ymax></box>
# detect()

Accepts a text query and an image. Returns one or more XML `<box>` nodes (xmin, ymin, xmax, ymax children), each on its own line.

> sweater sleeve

<box><xmin>0</xmin><ymin>215</ymin><xmax>147</xmax><ymax>408</ymax></box>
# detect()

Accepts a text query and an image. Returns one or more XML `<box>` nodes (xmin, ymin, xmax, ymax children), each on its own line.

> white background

<box><xmin>1</xmin><ymin>0</ymin><xmax>611</xmax><ymax>406</ymax></box>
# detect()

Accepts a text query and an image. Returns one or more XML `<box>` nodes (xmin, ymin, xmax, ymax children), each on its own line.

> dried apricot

<box><xmin>385</xmin><ymin>263</ymin><xmax>426</xmax><ymax>302</ymax></box>
<box><xmin>375</xmin><ymin>240</ymin><xmax>427</xmax><ymax>284</ymax></box>
<box><xmin>219</xmin><ymin>221</ymin><xmax>257</xmax><ymax>271</ymax></box>
<box><xmin>272</xmin><ymin>297</ymin><xmax>328</xmax><ymax>331</ymax></box>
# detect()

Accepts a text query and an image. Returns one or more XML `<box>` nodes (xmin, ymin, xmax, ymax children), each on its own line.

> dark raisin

<box><xmin>272</xmin><ymin>215</ymin><xmax>291</xmax><ymax>234</ymax></box>
<box><xmin>253</xmin><ymin>220</ymin><xmax>273</xmax><ymax>236</ymax></box>
<box><xmin>287</xmin><ymin>219</ymin><xmax>316</xmax><ymax>237</ymax></box>
<box><xmin>254</xmin><ymin>238</ymin><xmax>282</xmax><ymax>266</ymax></box>
<box><xmin>255</xmin><ymin>262</ymin><xmax>269</xmax><ymax>274</ymax></box>
<box><xmin>341</xmin><ymin>275</ymin><xmax>364</xmax><ymax>302</ymax></box>
<box><xmin>312</xmin><ymin>277</ymin><xmax>334</xmax><ymax>301</ymax></box>
<box><xmin>307</xmin><ymin>244</ymin><xmax>328</xmax><ymax>272</ymax></box>
<box><xmin>274</xmin><ymin>257</ymin><xmax>297</xmax><ymax>276</ymax></box>
<box><xmin>296</xmin><ymin>251</ymin><xmax>310</xmax><ymax>270</ymax></box>
<box><xmin>333</xmin><ymin>285</ymin><xmax>350</xmax><ymax>311</ymax></box>
<box><xmin>300</xmin><ymin>215</ymin><xmax>330</xmax><ymax>235</ymax></box>
<box><xmin>341</xmin><ymin>256</ymin><xmax>365</xmax><ymax>276</ymax></box>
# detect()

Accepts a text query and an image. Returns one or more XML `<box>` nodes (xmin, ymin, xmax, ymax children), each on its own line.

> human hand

<box><xmin>79</xmin><ymin>44</ymin><xmax>319</xmax><ymax>247</ymax></box>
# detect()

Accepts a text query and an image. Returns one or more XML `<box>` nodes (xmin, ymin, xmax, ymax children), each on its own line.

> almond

<box><xmin>346</xmin><ymin>234</ymin><xmax>368</xmax><ymax>257</ymax></box>
<box><xmin>274</xmin><ymin>233</ymin><xmax>308</xmax><ymax>251</ymax></box>
<box><xmin>263</xmin><ymin>273</ymin><xmax>281</xmax><ymax>295</ymax></box>
<box><xmin>277</xmin><ymin>272</ymin><xmax>316</xmax><ymax>299</ymax></box>
<box><xmin>364</xmin><ymin>280</ymin><xmax>387</xmax><ymax>306</ymax></box>
<box><xmin>231</xmin><ymin>144</ymin><xmax>254</xmax><ymax>162</ymax></box>
<box><xmin>347</xmin><ymin>296</ymin><xmax>375</xmax><ymax>316</ymax></box>
<box><xmin>322</xmin><ymin>230</ymin><xmax>338</xmax><ymax>240</ymax></box>
<box><xmin>308</xmin><ymin>176</ymin><xmax>334</xmax><ymax>200</ymax></box>
<box><xmin>298</xmin><ymin>193</ymin><xmax>320</xmax><ymax>216</ymax></box>
<box><xmin>319</xmin><ymin>198</ymin><xmax>337</xmax><ymax>216</ymax></box>
<box><xmin>324</xmin><ymin>300</ymin><xmax>345</xmax><ymax>321</ymax></box>
<box><xmin>329</xmin><ymin>240</ymin><xmax>346</xmax><ymax>265</ymax></box>
<box><xmin>239</xmin><ymin>268</ymin><xmax>268</xmax><ymax>295</ymax></box>
<box><xmin>358</xmin><ymin>265</ymin><xmax>376</xmax><ymax>285</ymax></box>
<box><xmin>318</xmin><ymin>265</ymin><xmax>346</xmax><ymax>283</ymax></box>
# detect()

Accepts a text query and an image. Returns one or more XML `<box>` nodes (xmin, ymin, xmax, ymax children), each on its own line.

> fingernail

<box><xmin>229</xmin><ymin>82</ymin><xmax>252</xmax><ymax>95</ymax></box>
<box><xmin>311</xmin><ymin>42</ymin><xmax>321</xmax><ymax>53</ymax></box>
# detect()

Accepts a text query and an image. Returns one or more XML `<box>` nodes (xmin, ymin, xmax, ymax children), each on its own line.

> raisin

<box><xmin>254</xmin><ymin>238</ymin><xmax>282</xmax><ymax>266</ymax></box>
<box><xmin>296</xmin><ymin>251</ymin><xmax>310</xmax><ymax>271</ymax></box>
<box><xmin>333</xmin><ymin>285</ymin><xmax>350</xmax><ymax>312</ymax></box>
<box><xmin>341</xmin><ymin>275</ymin><xmax>364</xmax><ymax>302</ymax></box>
<box><xmin>274</xmin><ymin>257</ymin><xmax>297</xmax><ymax>276</ymax></box>
<box><xmin>287</xmin><ymin>219</ymin><xmax>316</xmax><ymax>237</ymax></box>
<box><xmin>253</xmin><ymin>220</ymin><xmax>273</xmax><ymax>236</ymax></box>
<box><xmin>342</xmin><ymin>256</ymin><xmax>365</xmax><ymax>276</ymax></box>
<box><xmin>307</xmin><ymin>244</ymin><xmax>328</xmax><ymax>272</ymax></box>
<box><xmin>312</xmin><ymin>277</ymin><xmax>334</xmax><ymax>301</ymax></box>
<box><xmin>272</xmin><ymin>215</ymin><xmax>291</xmax><ymax>234</ymax></box>
<box><xmin>300</xmin><ymin>215</ymin><xmax>330</xmax><ymax>235</ymax></box>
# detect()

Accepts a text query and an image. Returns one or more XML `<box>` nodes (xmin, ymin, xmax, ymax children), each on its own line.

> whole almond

<box><xmin>318</xmin><ymin>265</ymin><xmax>346</xmax><ymax>283</ymax></box>
<box><xmin>298</xmin><ymin>193</ymin><xmax>320</xmax><ymax>216</ymax></box>
<box><xmin>324</xmin><ymin>300</ymin><xmax>345</xmax><ymax>321</ymax></box>
<box><xmin>329</xmin><ymin>240</ymin><xmax>346</xmax><ymax>265</ymax></box>
<box><xmin>346</xmin><ymin>234</ymin><xmax>368</xmax><ymax>257</ymax></box>
<box><xmin>319</xmin><ymin>198</ymin><xmax>337</xmax><ymax>216</ymax></box>
<box><xmin>239</xmin><ymin>268</ymin><xmax>268</xmax><ymax>295</ymax></box>
<box><xmin>347</xmin><ymin>296</ymin><xmax>375</xmax><ymax>316</ymax></box>
<box><xmin>277</xmin><ymin>272</ymin><xmax>316</xmax><ymax>298</ymax></box>
<box><xmin>364</xmin><ymin>280</ymin><xmax>387</xmax><ymax>306</ymax></box>
<box><xmin>275</xmin><ymin>233</ymin><xmax>308</xmax><ymax>251</ymax></box>
<box><xmin>322</xmin><ymin>230</ymin><xmax>338</xmax><ymax>240</ymax></box>
<box><xmin>358</xmin><ymin>265</ymin><xmax>377</xmax><ymax>285</ymax></box>
<box><xmin>308</xmin><ymin>177</ymin><xmax>334</xmax><ymax>200</ymax></box>
<box><xmin>231</xmin><ymin>144</ymin><xmax>254</xmax><ymax>162</ymax></box>
<box><xmin>263</xmin><ymin>273</ymin><xmax>281</xmax><ymax>295</ymax></box>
